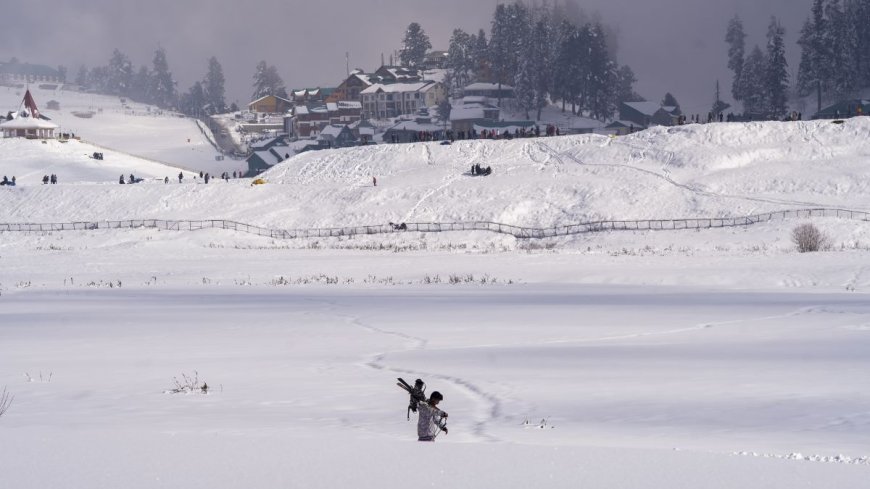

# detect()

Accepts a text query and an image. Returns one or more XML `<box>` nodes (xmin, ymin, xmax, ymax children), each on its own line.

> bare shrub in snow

<box><xmin>24</xmin><ymin>371</ymin><xmax>52</xmax><ymax>383</ymax></box>
<box><xmin>165</xmin><ymin>371</ymin><xmax>211</xmax><ymax>394</ymax></box>
<box><xmin>792</xmin><ymin>223</ymin><xmax>830</xmax><ymax>253</ymax></box>
<box><xmin>0</xmin><ymin>386</ymin><xmax>13</xmax><ymax>418</ymax></box>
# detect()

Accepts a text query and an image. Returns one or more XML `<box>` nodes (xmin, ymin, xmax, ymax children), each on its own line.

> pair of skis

<box><xmin>397</xmin><ymin>378</ymin><xmax>427</xmax><ymax>420</ymax></box>
<box><xmin>397</xmin><ymin>377</ymin><xmax>448</xmax><ymax>438</ymax></box>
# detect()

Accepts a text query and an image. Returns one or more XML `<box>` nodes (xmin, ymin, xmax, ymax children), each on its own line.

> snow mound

<box><xmin>1</xmin><ymin>118</ymin><xmax>869</xmax><ymax>232</ymax></box>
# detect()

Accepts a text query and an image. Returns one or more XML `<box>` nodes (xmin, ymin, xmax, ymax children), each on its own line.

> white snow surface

<box><xmin>0</xmin><ymin>85</ymin><xmax>245</xmax><ymax>176</ymax></box>
<box><xmin>1</xmin><ymin>115</ymin><xmax>870</xmax><ymax>488</ymax></box>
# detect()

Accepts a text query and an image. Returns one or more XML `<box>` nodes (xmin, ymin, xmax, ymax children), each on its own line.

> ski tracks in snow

<box><xmin>400</xmin><ymin>143</ymin><xmax>470</xmax><ymax>224</ymax></box>
<box><xmin>535</xmin><ymin>140</ymin><xmax>836</xmax><ymax>210</ymax></box>
<box><xmin>306</xmin><ymin>296</ymin><xmax>503</xmax><ymax>442</ymax></box>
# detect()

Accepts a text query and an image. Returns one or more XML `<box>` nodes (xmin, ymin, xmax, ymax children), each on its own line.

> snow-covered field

<box><xmin>0</xmin><ymin>85</ymin><xmax>245</xmax><ymax>176</ymax></box>
<box><xmin>1</xmin><ymin>115</ymin><xmax>869</xmax><ymax>488</ymax></box>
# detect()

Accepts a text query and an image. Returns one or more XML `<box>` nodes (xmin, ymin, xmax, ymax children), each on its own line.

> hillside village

<box><xmin>1</xmin><ymin>0</ymin><xmax>869</xmax><ymax>180</ymax></box>
<box><xmin>3</xmin><ymin>3</ymin><xmax>870</xmax><ymax>488</ymax></box>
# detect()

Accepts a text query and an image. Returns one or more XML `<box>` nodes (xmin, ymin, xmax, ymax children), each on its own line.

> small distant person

<box><xmin>200</xmin><ymin>171</ymin><xmax>204</xmax><ymax>179</ymax></box>
<box><xmin>178</xmin><ymin>172</ymin><xmax>183</xmax><ymax>183</ymax></box>
<box><xmin>50</xmin><ymin>174</ymin><xmax>57</xmax><ymax>184</ymax></box>
<box><xmin>204</xmin><ymin>173</ymin><xmax>210</xmax><ymax>184</ymax></box>
<box><xmin>417</xmin><ymin>392</ymin><xmax>448</xmax><ymax>442</ymax></box>
<box><xmin>372</xmin><ymin>176</ymin><xmax>377</xmax><ymax>187</ymax></box>
<box><xmin>164</xmin><ymin>176</ymin><xmax>169</xmax><ymax>184</ymax></box>
<box><xmin>119</xmin><ymin>175</ymin><xmax>126</xmax><ymax>185</ymax></box>
<box><xmin>10</xmin><ymin>176</ymin><xmax>15</xmax><ymax>186</ymax></box>
<box><xmin>43</xmin><ymin>175</ymin><xmax>49</xmax><ymax>185</ymax></box>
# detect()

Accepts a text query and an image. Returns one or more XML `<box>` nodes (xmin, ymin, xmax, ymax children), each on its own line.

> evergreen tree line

<box><xmin>431</xmin><ymin>0</ymin><xmax>641</xmax><ymax>121</ymax></box>
<box><xmin>797</xmin><ymin>0</ymin><xmax>870</xmax><ymax>102</ymax></box>
<box><xmin>725</xmin><ymin>0</ymin><xmax>870</xmax><ymax>118</ymax></box>
<box><xmin>73</xmin><ymin>49</ymin><xmax>229</xmax><ymax>117</ymax></box>
<box><xmin>725</xmin><ymin>16</ymin><xmax>789</xmax><ymax>118</ymax></box>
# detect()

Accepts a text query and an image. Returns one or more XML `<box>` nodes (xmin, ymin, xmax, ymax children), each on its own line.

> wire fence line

<box><xmin>0</xmin><ymin>208</ymin><xmax>867</xmax><ymax>240</ymax></box>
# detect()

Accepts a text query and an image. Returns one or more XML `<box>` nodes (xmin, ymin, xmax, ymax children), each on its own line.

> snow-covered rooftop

<box><xmin>450</xmin><ymin>106</ymin><xmax>495</xmax><ymax>121</ymax></box>
<box><xmin>318</xmin><ymin>125</ymin><xmax>346</xmax><ymax>139</ymax></box>
<box><xmin>624</xmin><ymin>101</ymin><xmax>677</xmax><ymax>116</ymax></box>
<box><xmin>361</xmin><ymin>82</ymin><xmax>437</xmax><ymax>95</ymax></box>
<box><xmin>1</xmin><ymin>117</ymin><xmax>58</xmax><ymax>130</ymax></box>
<box><xmin>464</xmin><ymin>82</ymin><xmax>514</xmax><ymax>91</ymax></box>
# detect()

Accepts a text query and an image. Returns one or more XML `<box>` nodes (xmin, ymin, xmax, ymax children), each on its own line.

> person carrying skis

<box><xmin>417</xmin><ymin>391</ymin><xmax>448</xmax><ymax>442</ymax></box>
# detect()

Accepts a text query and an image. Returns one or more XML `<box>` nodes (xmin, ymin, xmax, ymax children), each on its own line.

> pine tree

<box><xmin>489</xmin><ymin>4</ymin><xmax>511</xmax><ymax>95</ymax></box>
<box><xmin>252</xmin><ymin>61</ymin><xmax>268</xmax><ymax>100</ymax></box>
<box><xmin>852</xmin><ymin>0</ymin><xmax>870</xmax><ymax>87</ymax></box>
<box><xmin>446</xmin><ymin>29</ymin><xmax>473</xmax><ymax>96</ymax></box>
<box><xmin>88</xmin><ymin>66</ymin><xmax>109</xmax><ymax>93</ymax></box>
<box><xmin>725</xmin><ymin>15</ymin><xmax>747</xmax><ymax>102</ymax></box>
<box><xmin>530</xmin><ymin>16</ymin><xmax>554</xmax><ymax>120</ymax></box>
<box><xmin>268</xmin><ymin>66</ymin><xmax>288</xmax><ymax>99</ymax></box>
<box><xmin>179</xmin><ymin>81</ymin><xmax>206</xmax><ymax>117</ymax></box>
<box><xmin>797</xmin><ymin>17</ymin><xmax>817</xmax><ymax>97</ymax></box>
<box><xmin>489</xmin><ymin>2</ymin><xmax>531</xmax><ymax>106</ymax></box>
<box><xmin>150</xmin><ymin>47</ymin><xmax>177</xmax><ymax>108</ymax></box>
<box><xmin>827</xmin><ymin>0</ymin><xmax>859</xmax><ymax>97</ymax></box>
<box><xmin>765</xmin><ymin>17</ymin><xmax>789</xmax><ymax>118</ymax></box>
<box><xmin>203</xmin><ymin>57</ymin><xmax>226</xmax><ymax>114</ymax></box>
<box><xmin>798</xmin><ymin>0</ymin><xmax>830</xmax><ymax>108</ymax></box>
<box><xmin>107</xmin><ymin>49</ymin><xmax>133</xmax><ymax>96</ymax></box>
<box><xmin>251</xmin><ymin>61</ymin><xmax>287</xmax><ymax>100</ymax></box>
<box><xmin>615</xmin><ymin>65</ymin><xmax>643</xmax><ymax>105</ymax></box>
<box><xmin>551</xmin><ymin>20</ymin><xmax>578</xmax><ymax>112</ymax></box>
<box><xmin>514</xmin><ymin>55</ymin><xmax>536</xmax><ymax>119</ymax></box>
<box><xmin>585</xmin><ymin>23</ymin><xmax>617</xmax><ymax>121</ymax></box>
<box><xmin>661</xmin><ymin>93</ymin><xmax>681</xmax><ymax>111</ymax></box>
<box><xmin>741</xmin><ymin>45</ymin><xmax>768</xmax><ymax>116</ymax></box>
<box><xmin>400</xmin><ymin>22</ymin><xmax>431</xmax><ymax>68</ymax></box>
<box><xmin>74</xmin><ymin>65</ymin><xmax>88</xmax><ymax>87</ymax></box>
<box><xmin>130</xmin><ymin>66</ymin><xmax>151</xmax><ymax>103</ymax></box>
<box><xmin>471</xmin><ymin>29</ymin><xmax>490</xmax><ymax>82</ymax></box>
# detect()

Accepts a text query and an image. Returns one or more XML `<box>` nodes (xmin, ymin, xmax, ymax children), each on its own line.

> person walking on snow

<box><xmin>372</xmin><ymin>176</ymin><xmax>377</xmax><ymax>187</ymax></box>
<box><xmin>417</xmin><ymin>391</ymin><xmax>448</xmax><ymax>441</ymax></box>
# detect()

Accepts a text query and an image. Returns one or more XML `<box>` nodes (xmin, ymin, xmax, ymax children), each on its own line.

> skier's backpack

<box><xmin>397</xmin><ymin>378</ymin><xmax>426</xmax><ymax>420</ymax></box>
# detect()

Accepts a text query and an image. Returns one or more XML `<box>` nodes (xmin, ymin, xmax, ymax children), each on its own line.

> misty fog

<box><xmin>2</xmin><ymin>0</ymin><xmax>812</xmax><ymax>112</ymax></box>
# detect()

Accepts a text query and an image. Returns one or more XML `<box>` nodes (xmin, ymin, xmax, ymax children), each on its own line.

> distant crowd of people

<box><xmin>1</xmin><ymin>170</ymin><xmax>250</xmax><ymax>187</ymax></box>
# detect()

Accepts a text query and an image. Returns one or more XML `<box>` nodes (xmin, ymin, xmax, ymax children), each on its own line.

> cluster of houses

<box><xmin>244</xmin><ymin>60</ymin><xmax>544</xmax><ymax>174</ymax></box>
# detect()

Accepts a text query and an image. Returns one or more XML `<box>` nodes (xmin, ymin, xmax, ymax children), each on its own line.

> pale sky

<box><xmin>2</xmin><ymin>0</ymin><xmax>812</xmax><ymax>113</ymax></box>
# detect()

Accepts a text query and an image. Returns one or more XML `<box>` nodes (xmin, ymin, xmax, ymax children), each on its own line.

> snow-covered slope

<box><xmin>0</xmin><ymin>85</ymin><xmax>243</xmax><ymax>175</ymax></box>
<box><xmin>2</xmin><ymin>118</ymin><xmax>869</xmax><ymax>233</ymax></box>
<box><xmin>0</xmin><ymin>138</ymin><xmax>196</xmax><ymax>184</ymax></box>
<box><xmin>2</xmin><ymin>113</ymin><xmax>870</xmax><ymax>489</ymax></box>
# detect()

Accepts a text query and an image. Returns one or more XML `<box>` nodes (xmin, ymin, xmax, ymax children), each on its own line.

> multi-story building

<box><xmin>291</xmin><ymin>101</ymin><xmax>362</xmax><ymax>138</ymax></box>
<box><xmin>360</xmin><ymin>81</ymin><xmax>446</xmax><ymax>120</ymax></box>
